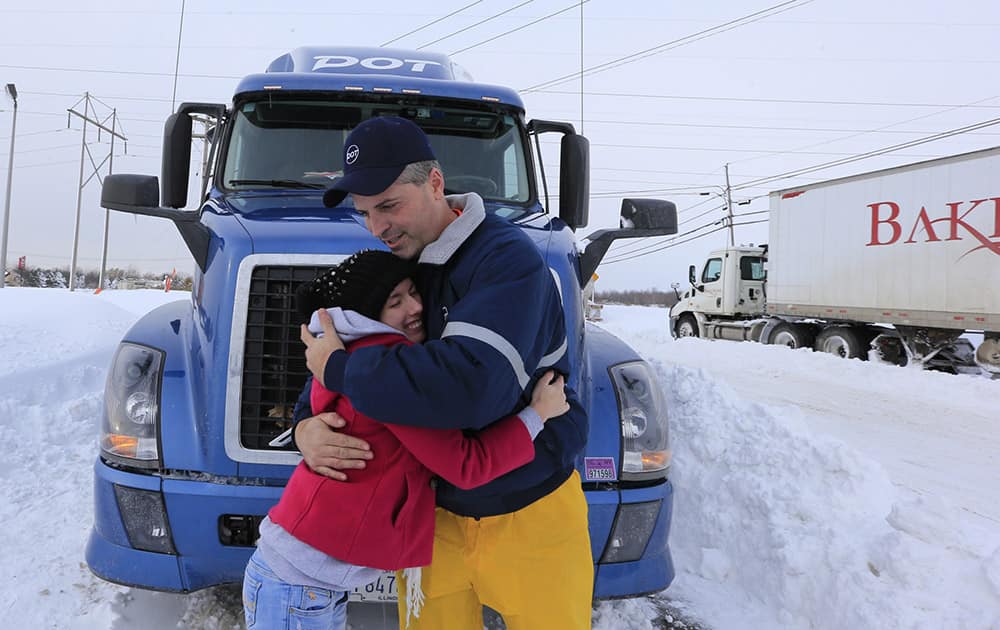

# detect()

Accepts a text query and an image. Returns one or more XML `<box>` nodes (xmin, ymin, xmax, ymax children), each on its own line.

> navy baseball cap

<box><xmin>322</xmin><ymin>116</ymin><xmax>436</xmax><ymax>207</ymax></box>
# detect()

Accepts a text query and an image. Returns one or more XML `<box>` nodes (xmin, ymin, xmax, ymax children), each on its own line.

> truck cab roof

<box><xmin>233</xmin><ymin>46</ymin><xmax>525</xmax><ymax>109</ymax></box>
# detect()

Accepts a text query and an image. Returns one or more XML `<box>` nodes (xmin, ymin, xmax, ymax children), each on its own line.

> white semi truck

<box><xmin>669</xmin><ymin>146</ymin><xmax>1000</xmax><ymax>374</ymax></box>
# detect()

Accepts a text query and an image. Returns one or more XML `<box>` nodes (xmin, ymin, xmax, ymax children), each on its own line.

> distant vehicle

<box><xmin>86</xmin><ymin>46</ymin><xmax>680</xmax><ymax>602</ymax></box>
<box><xmin>669</xmin><ymin>147</ymin><xmax>1000</xmax><ymax>375</ymax></box>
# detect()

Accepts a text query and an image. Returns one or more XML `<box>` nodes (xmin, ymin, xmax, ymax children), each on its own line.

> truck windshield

<box><xmin>220</xmin><ymin>99</ymin><xmax>533</xmax><ymax>211</ymax></box>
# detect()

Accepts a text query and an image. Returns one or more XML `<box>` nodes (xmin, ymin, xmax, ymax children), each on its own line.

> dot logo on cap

<box><xmin>345</xmin><ymin>144</ymin><xmax>360</xmax><ymax>165</ymax></box>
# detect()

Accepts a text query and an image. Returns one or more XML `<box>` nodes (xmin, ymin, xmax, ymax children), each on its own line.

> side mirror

<box><xmin>161</xmin><ymin>102</ymin><xmax>226</xmax><ymax>208</ymax></box>
<box><xmin>670</xmin><ymin>281</ymin><xmax>681</xmax><ymax>300</ymax></box>
<box><xmin>527</xmin><ymin>119</ymin><xmax>590</xmax><ymax>230</ymax></box>
<box><xmin>100</xmin><ymin>173</ymin><xmax>210</xmax><ymax>272</ymax></box>
<box><xmin>688</xmin><ymin>265</ymin><xmax>696</xmax><ymax>285</ymax></box>
<box><xmin>102</xmin><ymin>174</ymin><xmax>160</xmax><ymax>210</ymax></box>
<box><xmin>558</xmin><ymin>134</ymin><xmax>589</xmax><ymax>229</ymax></box>
<box><xmin>161</xmin><ymin>111</ymin><xmax>192</xmax><ymax>208</ymax></box>
<box><xmin>620</xmin><ymin>198</ymin><xmax>677</xmax><ymax>233</ymax></box>
<box><xmin>578</xmin><ymin>198</ymin><xmax>678</xmax><ymax>283</ymax></box>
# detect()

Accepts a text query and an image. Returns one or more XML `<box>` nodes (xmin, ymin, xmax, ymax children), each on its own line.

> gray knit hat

<box><xmin>295</xmin><ymin>250</ymin><xmax>417</xmax><ymax>323</ymax></box>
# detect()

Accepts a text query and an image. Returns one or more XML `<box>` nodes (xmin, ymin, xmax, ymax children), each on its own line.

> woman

<box><xmin>243</xmin><ymin>250</ymin><xmax>568</xmax><ymax>629</ymax></box>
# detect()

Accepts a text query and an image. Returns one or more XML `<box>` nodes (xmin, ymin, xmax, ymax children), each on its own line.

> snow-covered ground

<box><xmin>1</xmin><ymin>290</ymin><xmax>998</xmax><ymax>629</ymax></box>
<box><xmin>597</xmin><ymin>305</ymin><xmax>1000</xmax><ymax>630</ymax></box>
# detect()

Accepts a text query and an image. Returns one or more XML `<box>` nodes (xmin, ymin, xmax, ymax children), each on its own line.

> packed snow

<box><xmin>1</xmin><ymin>289</ymin><xmax>998</xmax><ymax>629</ymax></box>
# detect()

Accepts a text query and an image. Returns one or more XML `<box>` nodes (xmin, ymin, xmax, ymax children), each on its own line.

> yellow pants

<box><xmin>397</xmin><ymin>470</ymin><xmax>593</xmax><ymax>629</ymax></box>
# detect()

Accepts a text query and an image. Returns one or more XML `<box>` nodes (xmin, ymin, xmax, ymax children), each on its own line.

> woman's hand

<box><xmin>529</xmin><ymin>370</ymin><xmax>569</xmax><ymax>422</ymax></box>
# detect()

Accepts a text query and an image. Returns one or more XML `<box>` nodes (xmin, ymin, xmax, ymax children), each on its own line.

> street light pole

<box><xmin>0</xmin><ymin>83</ymin><xmax>18</xmax><ymax>289</ymax></box>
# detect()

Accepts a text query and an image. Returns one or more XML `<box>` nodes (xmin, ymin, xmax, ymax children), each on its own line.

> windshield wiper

<box><xmin>228</xmin><ymin>179</ymin><xmax>326</xmax><ymax>190</ymax></box>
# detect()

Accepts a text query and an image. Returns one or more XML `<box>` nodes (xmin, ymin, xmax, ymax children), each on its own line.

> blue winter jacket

<box><xmin>296</xmin><ymin>193</ymin><xmax>588</xmax><ymax>518</ymax></box>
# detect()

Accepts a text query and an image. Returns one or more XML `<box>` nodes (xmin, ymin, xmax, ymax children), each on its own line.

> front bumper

<box><xmin>86</xmin><ymin>459</ymin><xmax>281</xmax><ymax>592</ymax></box>
<box><xmin>86</xmin><ymin>458</ymin><xmax>674</xmax><ymax>596</ymax></box>
<box><xmin>589</xmin><ymin>479</ymin><xmax>675</xmax><ymax>599</ymax></box>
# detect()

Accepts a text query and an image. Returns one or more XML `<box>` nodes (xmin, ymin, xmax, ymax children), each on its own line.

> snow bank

<box><xmin>599</xmin><ymin>305</ymin><xmax>1000</xmax><ymax>630</ymax></box>
<box><xmin>0</xmin><ymin>289</ymin><xmax>189</xmax><ymax>629</ymax></box>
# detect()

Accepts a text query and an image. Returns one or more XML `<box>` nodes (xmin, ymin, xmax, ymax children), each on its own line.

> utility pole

<box><xmin>98</xmin><ymin>110</ymin><xmax>118</xmax><ymax>290</ymax></box>
<box><xmin>67</xmin><ymin>93</ymin><xmax>127</xmax><ymax>291</ymax></box>
<box><xmin>724</xmin><ymin>162</ymin><xmax>735</xmax><ymax>247</ymax></box>
<box><xmin>0</xmin><ymin>83</ymin><xmax>17</xmax><ymax>289</ymax></box>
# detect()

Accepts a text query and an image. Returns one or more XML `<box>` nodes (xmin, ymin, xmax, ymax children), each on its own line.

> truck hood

<box><xmin>218</xmin><ymin>193</ymin><xmax>380</xmax><ymax>253</ymax></box>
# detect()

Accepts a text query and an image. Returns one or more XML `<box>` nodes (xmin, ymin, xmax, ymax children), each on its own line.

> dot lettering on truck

<box><xmin>312</xmin><ymin>55</ymin><xmax>443</xmax><ymax>73</ymax></box>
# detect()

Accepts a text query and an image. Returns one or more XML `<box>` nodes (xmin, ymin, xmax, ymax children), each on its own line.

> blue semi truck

<box><xmin>86</xmin><ymin>46</ymin><xmax>678</xmax><ymax>603</ymax></box>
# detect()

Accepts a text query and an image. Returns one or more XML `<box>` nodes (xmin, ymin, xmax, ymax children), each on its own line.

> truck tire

<box><xmin>676</xmin><ymin>314</ymin><xmax>699</xmax><ymax>338</ymax></box>
<box><xmin>975</xmin><ymin>337</ymin><xmax>1000</xmax><ymax>374</ymax></box>
<box><xmin>768</xmin><ymin>322</ymin><xmax>814</xmax><ymax>349</ymax></box>
<box><xmin>872</xmin><ymin>333</ymin><xmax>908</xmax><ymax>367</ymax></box>
<box><xmin>814</xmin><ymin>326</ymin><xmax>866</xmax><ymax>359</ymax></box>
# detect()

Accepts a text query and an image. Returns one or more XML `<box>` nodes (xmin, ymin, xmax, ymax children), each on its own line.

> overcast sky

<box><xmin>1</xmin><ymin>0</ymin><xmax>998</xmax><ymax>290</ymax></box>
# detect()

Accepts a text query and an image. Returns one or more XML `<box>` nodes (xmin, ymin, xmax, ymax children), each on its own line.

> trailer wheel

<box><xmin>676</xmin><ymin>314</ymin><xmax>699</xmax><ymax>338</ymax></box>
<box><xmin>769</xmin><ymin>322</ymin><xmax>814</xmax><ymax>349</ymax></box>
<box><xmin>872</xmin><ymin>334</ymin><xmax>908</xmax><ymax>367</ymax></box>
<box><xmin>976</xmin><ymin>338</ymin><xmax>1000</xmax><ymax>374</ymax></box>
<box><xmin>815</xmin><ymin>327</ymin><xmax>866</xmax><ymax>359</ymax></box>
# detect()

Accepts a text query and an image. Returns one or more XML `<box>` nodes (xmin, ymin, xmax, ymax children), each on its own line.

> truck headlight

<box><xmin>610</xmin><ymin>361</ymin><xmax>671</xmax><ymax>481</ymax></box>
<box><xmin>101</xmin><ymin>343</ymin><xmax>163</xmax><ymax>468</ymax></box>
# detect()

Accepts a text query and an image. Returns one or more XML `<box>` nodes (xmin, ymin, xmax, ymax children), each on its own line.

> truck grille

<box><xmin>239</xmin><ymin>265</ymin><xmax>329</xmax><ymax>450</ymax></box>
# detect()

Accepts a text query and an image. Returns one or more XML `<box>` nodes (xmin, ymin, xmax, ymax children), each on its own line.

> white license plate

<box><xmin>350</xmin><ymin>571</ymin><xmax>398</xmax><ymax>603</ymax></box>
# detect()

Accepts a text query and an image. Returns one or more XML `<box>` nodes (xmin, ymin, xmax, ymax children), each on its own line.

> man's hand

<box><xmin>294</xmin><ymin>412</ymin><xmax>373</xmax><ymax>481</ymax></box>
<box><xmin>300</xmin><ymin>309</ymin><xmax>345</xmax><ymax>388</ymax></box>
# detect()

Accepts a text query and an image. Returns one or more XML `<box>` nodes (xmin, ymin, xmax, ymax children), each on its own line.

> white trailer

<box><xmin>669</xmin><ymin>146</ymin><xmax>1000</xmax><ymax>374</ymax></box>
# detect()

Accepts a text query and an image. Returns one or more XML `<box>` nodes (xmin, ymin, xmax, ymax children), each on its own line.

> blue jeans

<box><xmin>243</xmin><ymin>549</ymin><xmax>349</xmax><ymax>630</ymax></box>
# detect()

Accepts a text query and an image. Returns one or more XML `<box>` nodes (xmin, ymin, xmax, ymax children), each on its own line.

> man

<box><xmin>294</xmin><ymin>116</ymin><xmax>592</xmax><ymax>629</ymax></box>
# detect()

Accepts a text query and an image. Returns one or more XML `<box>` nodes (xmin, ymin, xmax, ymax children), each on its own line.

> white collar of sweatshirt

<box><xmin>418</xmin><ymin>192</ymin><xmax>486</xmax><ymax>266</ymax></box>
<box><xmin>307</xmin><ymin>307</ymin><xmax>404</xmax><ymax>344</ymax></box>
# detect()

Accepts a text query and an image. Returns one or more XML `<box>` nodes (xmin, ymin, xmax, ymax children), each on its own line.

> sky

<box><xmin>1</xmin><ymin>0</ymin><xmax>999</xmax><ymax>290</ymax></box>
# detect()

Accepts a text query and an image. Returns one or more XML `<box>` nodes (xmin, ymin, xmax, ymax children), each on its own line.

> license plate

<box><xmin>350</xmin><ymin>571</ymin><xmax>398</xmax><ymax>603</ymax></box>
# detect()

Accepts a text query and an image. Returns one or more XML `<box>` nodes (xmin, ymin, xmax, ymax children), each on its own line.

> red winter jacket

<box><xmin>269</xmin><ymin>332</ymin><xmax>537</xmax><ymax>570</ymax></box>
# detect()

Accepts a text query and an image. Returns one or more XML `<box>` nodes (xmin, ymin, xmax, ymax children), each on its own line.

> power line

<box><xmin>0</xmin><ymin>63</ymin><xmax>240</xmax><ymax>80</ymax></box>
<box><xmin>589</xmin><ymin>165</ymin><xmax>827</xmax><ymax>180</ymax></box>
<box><xmin>607</xmin><ymin>215</ymin><xmax>725</xmax><ymax>260</ymax></box>
<box><xmin>0</xmin><ymin>128</ymin><xmax>67</xmax><ymax>141</ymax></box>
<box><xmin>604</xmin><ymin>220</ymin><xmax>769</xmax><ymax>265</ymax></box>
<box><xmin>584</xmin><ymin>141</ymin><xmax>941</xmax><ymax>158</ymax></box>
<box><xmin>533</xmin><ymin>89</ymin><xmax>1000</xmax><ymax>110</ymax></box>
<box><xmin>531</xmin><ymin>115</ymin><xmax>1000</xmax><ymax>135</ymax></box>
<box><xmin>21</xmin><ymin>90</ymin><xmax>210</xmax><ymax>104</ymax></box>
<box><xmin>13</xmin><ymin>143</ymin><xmax>79</xmax><ymax>155</ymax></box>
<box><xmin>521</xmin><ymin>0</ymin><xmax>816</xmax><ymax>92</ymax></box>
<box><xmin>731</xmin><ymin>209</ymin><xmax>769</xmax><ymax>219</ymax></box>
<box><xmin>605</xmin><ymin>223</ymin><xmax>727</xmax><ymax>264</ymax></box>
<box><xmin>449</xmin><ymin>1</ymin><xmax>589</xmax><ymax>56</ymax></box>
<box><xmin>417</xmin><ymin>1</ymin><xmax>534</xmax><ymax>50</ymax></box>
<box><xmin>16</xmin><ymin>159</ymin><xmax>80</xmax><ymax>169</ymax></box>
<box><xmin>590</xmin><ymin>186</ymin><xmax>720</xmax><ymax>199</ymax></box>
<box><xmin>382</xmin><ymin>0</ymin><xmax>487</xmax><ymax>46</ymax></box>
<box><xmin>13</xmin><ymin>250</ymin><xmax>192</xmax><ymax>263</ymax></box>
<box><xmin>727</xmin><ymin>94</ymin><xmax>1000</xmax><ymax>167</ymax></box>
<box><xmin>607</xmin><ymin>203</ymin><xmax>769</xmax><ymax>259</ymax></box>
<box><xmin>679</xmin><ymin>203</ymin><xmax>728</xmax><ymax>225</ymax></box>
<box><xmin>580</xmin><ymin>112</ymin><xmax>1000</xmax><ymax>198</ymax></box>
<box><xmin>734</xmin><ymin>116</ymin><xmax>1000</xmax><ymax>191</ymax></box>
<box><xmin>608</xmin><ymin>203</ymin><xmax>726</xmax><ymax>257</ymax></box>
